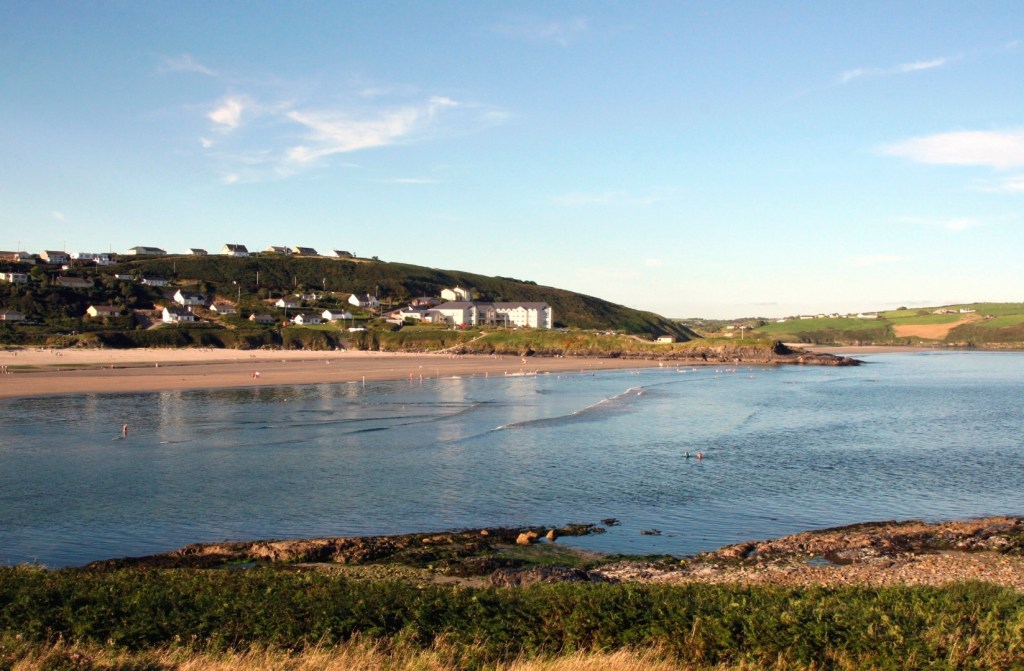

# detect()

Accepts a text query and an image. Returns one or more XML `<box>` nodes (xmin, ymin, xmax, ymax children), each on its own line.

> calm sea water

<box><xmin>1</xmin><ymin>352</ymin><xmax>1022</xmax><ymax>567</ymax></box>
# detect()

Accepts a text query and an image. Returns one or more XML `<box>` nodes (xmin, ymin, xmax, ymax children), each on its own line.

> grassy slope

<box><xmin>118</xmin><ymin>255</ymin><xmax>696</xmax><ymax>340</ymax></box>
<box><xmin>753</xmin><ymin>302</ymin><xmax>1024</xmax><ymax>346</ymax></box>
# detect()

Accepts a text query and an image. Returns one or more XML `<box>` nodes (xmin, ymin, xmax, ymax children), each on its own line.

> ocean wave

<box><xmin>495</xmin><ymin>386</ymin><xmax>651</xmax><ymax>431</ymax></box>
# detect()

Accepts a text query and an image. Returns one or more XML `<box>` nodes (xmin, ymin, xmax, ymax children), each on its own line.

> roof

<box><xmin>223</xmin><ymin>243</ymin><xmax>249</xmax><ymax>252</ymax></box>
<box><xmin>163</xmin><ymin>306</ymin><xmax>192</xmax><ymax>316</ymax></box>
<box><xmin>55</xmin><ymin>276</ymin><xmax>93</xmax><ymax>287</ymax></box>
<box><xmin>434</xmin><ymin>301</ymin><xmax>476</xmax><ymax>309</ymax></box>
<box><xmin>88</xmin><ymin>305</ymin><xmax>120</xmax><ymax>314</ymax></box>
<box><xmin>292</xmin><ymin>246</ymin><xmax>318</xmax><ymax>255</ymax></box>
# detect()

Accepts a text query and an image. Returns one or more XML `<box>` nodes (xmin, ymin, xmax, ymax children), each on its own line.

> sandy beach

<box><xmin>0</xmin><ymin>348</ymin><xmax>670</xmax><ymax>400</ymax></box>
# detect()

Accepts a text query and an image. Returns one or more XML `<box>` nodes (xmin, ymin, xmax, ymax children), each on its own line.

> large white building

<box><xmin>427</xmin><ymin>301</ymin><xmax>553</xmax><ymax>329</ymax></box>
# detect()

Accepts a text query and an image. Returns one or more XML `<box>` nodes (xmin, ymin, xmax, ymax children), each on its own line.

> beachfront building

<box><xmin>161</xmin><ymin>306</ymin><xmax>195</xmax><ymax>324</ymax></box>
<box><xmin>440</xmin><ymin>286</ymin><xmax>471</xmax><ymax>302</ymax></box>
<box><xmin>427</xmin><ymin>301</ymin><xmax>553</xmax><ymax>329</ymax></box>
<box><xmin>173</xmin><ymin>289</ymin><xmax>205</xmax><ymax>307</ymax></box>
<box><xmin>126</xmin><ymin>246</ymin><xmax>166</xmax><ymax>256</ymax></box>
<box><xmin>221</xmin><ymin>243</ymin><xmax>249</xmax><ymax>257</ymax></box>
<box><xmin>321</xmin><ymin>309</ymin><xmax>353</xmax><ymax>322</ymax></box>
<box><xmin>86</xmin><ymin>305</ymin><xmax>121</xmax><ymax>318</ymax></box>
<box><xmin>348</xmin><ymin>293</ymin><xmax>380</xmax><ymax>309</ymax></box>
<box><xmin>0</xmin><ymin>272</ymin><xmax>28</xmax><ymax>284</ymax></box>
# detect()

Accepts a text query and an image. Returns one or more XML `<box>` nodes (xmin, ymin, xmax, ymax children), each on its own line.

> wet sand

<box><xmin>0</xmin><ymin>348</ymin><xmax>669</xmax><ymax>400</ymax></box>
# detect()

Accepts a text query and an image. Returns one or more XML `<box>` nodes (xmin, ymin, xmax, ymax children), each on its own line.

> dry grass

<box><xmin>3</xmin><ymin>639</ymin><xmax>784</xmax><ymax>671</ymax></box>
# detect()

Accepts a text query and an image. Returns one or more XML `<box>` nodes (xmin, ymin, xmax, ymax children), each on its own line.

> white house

<box><xmin>331</xmin><ymin>250</ymin><xmax>354</xmax><ymax>258</ymax></box>
<box><xmin>0</xmin><ymin>310</ymin><xmax>26</xmax><ymax>322</ymax></box>
<box><xmin>348</xmin><ymin>293</ymin><xmax>380</xmax><ymax>309</ymax></box>
<box><xmin>0</xmin><ymin>272</ymin><xmax>28</xmax><ymax>284</ymax></box>
<box><xmin>40</xmin><ymin>250</ymin><xmax>70</xmax><ymax>265</ymax></box>
<box><xmin>210</xmin><ymin>302</ymin><xmax>237</xmax><ymax>315</ymax></box>
<box><xmin>440</xmin><ymin>286</ymin><xmax>471</xmax><ymax>302</ymax></box>
<box><xmin>141</xmin><ymin>277</ymin><xmax>168</xmax><ymax>287</ymax></box>
<box><xmin>291</xmin><ymin>313</ymin><xmax>322</xmax><ymax>325</ymax></box>
<box><xmin>264</xmin><ymin>246</ymin><xmax>291</xmax><ymax>255</ymax></box>
<box><xmin>86</xmin><ymin>305</ymin><xmax>121</xmax><ymax>318</ymax></box>
<box><xmin>72</xmin><ymin>252</ymin><xmax>113</xmax><ymax>265</ymax></box>
<box><xmin>387</xmin><ymin>306</ymin><xmax>428</xmax><ymax>322</ymax></box>
<box><xmin>162</xmin><ymin>306</ymin><xmax>194</xmax><ymax>324</ymax></box>
<box><xmin>427</xmin><ymin>302</ymin><xmax>478</xmax><ymax>327</ymax></box>
<box><xmin>275</xmin><ymin>297</ymin><xmax>300</xmax><ymax>309</ymax></box>
<box><xmin>221</xmin><ymin>243</ymin><xmax>249</xmax><ymax>257</ymax></box>
<box><xmin>249</xmin><ymin>313</ymin><xmax>274</xmax><ymax>324</ymax></box>
<box><xmin>186</xmin><ymin>248</ymin><xmax>208</xmax><ymax>256</ymax></box>
<box><xmin>322</xmin><ymin>309</ymin><xmax>353</xmax><ymax>322</ymax></box>
<box><xmin>126</xmin><ymin>246</ymin><xmax>166</xmax><ymax>256</ymax></box>
<box><xmin>173</xmin><ymin>289</ymin><xmax>205</xmax><ymax>306</ymax></box>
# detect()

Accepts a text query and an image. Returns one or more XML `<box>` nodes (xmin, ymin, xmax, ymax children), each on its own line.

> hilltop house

<box><xmin>126</xmin><ymin>246</ymin><xmax>166</xmax><ymax>256</ymax></box>
<box><xmin>331</xmin><ymin>250</ymin><xmax>354</xmax><ymax>258</ymax></box>
<box><xmin>428</xmin><ymin>301</ymin><xmax>553</xmax><ymax>329</ymax></box>
<box><xmin>264</xmin><ymin>246</ymin><xmax>291</xmax><ymax>255</ymax></box>
<box><xmin>275</xmin><ymin>297</ymin><xmax>300</xmax><ymax>309</ymax></box>
<box><xmin>221</xmin><ymin>243</ymin><xmax>249</xmax><ymax>257</ymax></box>
<box><xmin>55</xmin><ymin>276</ymin><xmax>94</xmax><ymax>289</ymax></box>
<box><xmin>40</xmin><ymin>250</ymin><xmax>70</xmax><ymax>265</ymax></box>
<box><xmin>186</xmin><ymin>248</ymin><xmax>208</xmax><ymax>256</ymax></box>
<box><xmin>440</xmin><ymin>286</ymin><xmax>471</xmax><ymax>302</ymax></box>
<box><xmin>321</xmin><ymin>309</ymin><xmax>353</xmax><ymax>322</ymax></box>
<box><xmin>71</xmin><ymin>252</ymin><xmax>113</xmax><ymax>265</ymax></box>
<box><xmin>0</xmin><ymin>310</ymin><xmax>26</xmax><ymax>322</ymax></box>
<box><xmin>210</xmin><ymin>303</ymin><xmax>237</xmax><ymax>315</ymax></box>
<box><xmin>173</xmin><ymin>289</ymin><xmax>205</xmax><ymax>307</ymax></box>
<box><xmin>291</xmin><ymin>246</ymin><xmax>319</xmax><ymax>256</ymax></box>
<box><xmin>348</xmin><ymin>293</ymin><xmax>380</xmax><ymax>309</ymax></box>
<box><xmin>86</xmin><ymin>305</ymin><xmax>121</xmax><ymax>318</ymax></box>
<box><xmin>0</xmin><ymin>251</ymin><xmax>35</xmax><ymax>264</ymax></box>
<box><xmin>249</xmin><ymin>313</ymin><xmax>274</xmax><ymax>324</ymax></box>
<box><xmin>161</xmin><ymin>306</ymin><xmax>194</xmax><ymax>324</ymax></box>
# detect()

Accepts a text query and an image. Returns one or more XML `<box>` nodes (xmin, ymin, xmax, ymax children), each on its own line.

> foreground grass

<box><xmin>2</xmin><ymin>566</ymin><xmax>1023</xmax><ymax>669</ymax></box>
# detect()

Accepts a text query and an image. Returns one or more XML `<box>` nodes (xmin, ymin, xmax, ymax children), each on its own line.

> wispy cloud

<box><xmin>553</xmin><ymin>188</ymin><xmax>678</xmax><ymax>207</ymax></box>
<box><xmin>893</xmin><ymin>215</ymin><xmax>984</xmax><ymax>232</ymax></box>
<box><xmin>838</xmin><ymin>56</ymin><xmax>952</xmax><ymax>84</ymax></box>
<box><xmin>973</xmin><ymin>174</ymin><xmax>1024</xmax><ymax>193</ymax></box>
<box><xmin>52</xmin><ymin>211</ymin><xmax>65</xmax><ymax>221</ymax></box>
<box><xmin>380</xmin><ymin>177</ymin><xmax>438</xmax><ymax>184</ymax></box>
<box><xmin>642</xmin><ymin>258</ymin><xmax>664</xmax><ymax>268</ymax></box>
<box><xmin>160</xmin><ymin>53</ymin><xmax>217</xmax><ymax>77</ymax></box>
<box><xmin>849</xmin><ymin>254</ymin><xmax>909</xmax><ymax>268</ymax></box>
<box><xmin>495</xmin><ymin>16</ymin><xmax>589</xmax><ymax>47</ymax></box>
<box><xmin>880</xmin><ymin>129</ymin><xmax>1024</xmax><ymax>169</ymax></box>
<box><xmin>208</xmin><ymin>96</ymin><xmax>248</xmax><ymax>131</ymax></box>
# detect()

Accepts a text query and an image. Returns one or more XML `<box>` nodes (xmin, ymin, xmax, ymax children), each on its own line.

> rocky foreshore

<box><xmin>86</xmin><ymin>517</ymin><xmax>1024</xmax><ymax>591</ymax></box>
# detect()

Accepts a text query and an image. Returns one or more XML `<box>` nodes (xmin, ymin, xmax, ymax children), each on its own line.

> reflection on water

<box><xmin>1</xmin><ymin>353</ymin><xmax>1023</xmax><ymax>567</ymax></box>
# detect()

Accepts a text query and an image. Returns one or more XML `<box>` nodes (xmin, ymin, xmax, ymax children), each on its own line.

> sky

<box><xmin>1</xmin><ymin>2</ymin><xmax>1022</xmax><ymax>319</ymax></box>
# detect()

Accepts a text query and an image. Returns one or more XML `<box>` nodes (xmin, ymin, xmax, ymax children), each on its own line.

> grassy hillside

<box><xmin>745</xmin><ymin>302</ymin><xmax>1024</xmax><ymax>347</ymax></box>
<box><xmin>114</xmin><ymin>254</ymin><xmax>696</xmax><ymax>339</ymax></box>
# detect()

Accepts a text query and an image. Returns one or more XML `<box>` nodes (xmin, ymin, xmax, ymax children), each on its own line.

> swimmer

<box><xmin>121</xmin><ymin>423</ymin><xmax>128</xmax><ymax>438</ymax></box>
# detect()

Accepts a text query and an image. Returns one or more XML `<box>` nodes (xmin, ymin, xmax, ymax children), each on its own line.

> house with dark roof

<box><xmin>291</xmin><ymin>246</ymin><xmax>319</xmax><ymax>256</ymax></box>
<box><xmin>161</xmin><ymin>306</ymin><xmax>195</xmax><ymax>324</ymax></box>
<box><xmin>126</xmin><ymin>246</ymin><xmax>166</xmax><ymax>256</ymax></box>
<box><xmin>55</xmin><ymin>276</ymin><xmax>94</xmax><ymax>289</ymax></box>
<box><xmin>86</xmin><ymin>305</ymin><xmax>121</xmax><ymax>318</ymax></box>
<box><xmin>221</xmin><ymin>243</ymin><xmax>249</xmax><ymax>257</ymax></box>
<box><xmin>40</xmin><ymin>250</ymin><xmax>70</xmax><ymax>265</ymax></box>
<box><xmin>0</xmin><ymin>310</ymin><xmax>26</xmax><ymax>322</ymax></box>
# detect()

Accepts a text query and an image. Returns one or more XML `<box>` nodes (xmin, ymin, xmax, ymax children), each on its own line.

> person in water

<box><xmin>121</xmin><ymin>423</ymin><xmax>128</xmax><ymax>437</ymax></box>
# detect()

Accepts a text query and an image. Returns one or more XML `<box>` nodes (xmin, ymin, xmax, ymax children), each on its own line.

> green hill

<box><xmin>0</xmin><ymin>254</ymin><xmax>697</xmax><ymax>346</ymax></box>
<box><xmin>743</xmin><ymin>303</ymin><xmax>1024</xmax><ymax>348</ymax></box>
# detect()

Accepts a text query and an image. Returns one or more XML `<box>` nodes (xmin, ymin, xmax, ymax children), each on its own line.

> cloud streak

<box><xmin>495</xmin><ymin>16</ymin><xmax>589</xmax><ymax>47</ymax></box>
<box><xmin>880</xmin><ymin>129</ymin><xmax>1024</xmax><ymax>169</ymax></box>
<box><xmin>160</xmin><ymin>53</ymin><xmax>217</xmax><ymax>77</ymax></box>
<box><xmin>838</xmin><ymin>56</ymin><xmax>951</xmax><ymax>84</ymax></box>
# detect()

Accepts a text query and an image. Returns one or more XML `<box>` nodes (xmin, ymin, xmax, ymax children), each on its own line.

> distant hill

<box><xmin>745</xmin><ymin>303</ymin><xmax>1024</xmax><ymax>348</ymax></box>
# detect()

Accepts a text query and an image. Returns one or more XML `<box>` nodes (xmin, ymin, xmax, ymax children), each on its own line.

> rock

<box><xmin>546</xmin><ymin>529</ymin><xmax>558</xmax><ymax>541</ymax></box>
<box><xmin>601</xmin><ymin>518</ymin><xmax>621</xmax><ymax>526</ymax></box>
<box><xmin>516</xmin><ymin>531</ymin><xmax>539</xmax><ymax>546</ymax></box>
<box><xmin>640</xmin><ymin>529</ymin><xmax>662</xmax><ymax>536</ymax></box>
<box><xmin>490</xmin><ymin>566</ymin><xmax>612</xmax><ymax>587</ymax></box>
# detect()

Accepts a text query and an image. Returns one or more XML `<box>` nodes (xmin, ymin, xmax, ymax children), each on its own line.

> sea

<box><xmin>1</xmin><ymin>351</ymin><xmax>1022</xmax><ymax>568</ymax></box>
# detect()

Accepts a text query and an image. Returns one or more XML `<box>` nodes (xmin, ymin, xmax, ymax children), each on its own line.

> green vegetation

<box><xmin>753</xmin><ymin>318</ymin><xmax>891</xmax><ymax>345</ymax></box>
<box><xmin>0</xmin><ymin>566</ymin><xmax>1021</xmax><ymax>670</ymax></box>
<box><xmin>0</xmin><ymin>254</ymin><xmax>696</xmax><ymax>347</ymax></box>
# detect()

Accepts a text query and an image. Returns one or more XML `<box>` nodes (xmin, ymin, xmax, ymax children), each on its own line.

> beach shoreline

<box><xmin>0</xmin><ymin>348</ymin><xmax>678</xmax><ymax>400</ymax></box>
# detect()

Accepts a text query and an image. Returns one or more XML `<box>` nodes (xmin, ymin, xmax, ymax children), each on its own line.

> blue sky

<box><xmin>1</xmin><ymin>2</ymin><xmax>1022</xmax><ymax>318</ymax></box>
